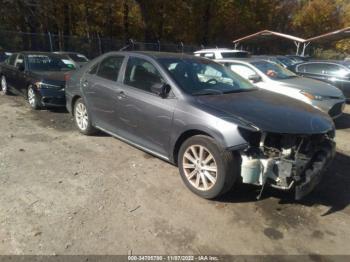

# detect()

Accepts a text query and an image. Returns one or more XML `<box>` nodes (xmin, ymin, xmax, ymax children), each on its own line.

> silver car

<box><xmin>66</xmin><ymin>51</ymin><xmax>335</xmax><ymax>200</ymax></box>
<box><xmin>217</xmin><ymin>58</ymin><xmax>346</xmax><ymax>119</ymax></box>
<box><xmin>54</xmin><ymin>51</ymin><xmax>89</xmax><ymax>68</ymax></box>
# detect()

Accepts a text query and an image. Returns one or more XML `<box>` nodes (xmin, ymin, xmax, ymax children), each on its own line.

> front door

<box><xmin>118</xmin><ymin>56</ymin><xmax>176</xmax><ymax>157</ymax></box>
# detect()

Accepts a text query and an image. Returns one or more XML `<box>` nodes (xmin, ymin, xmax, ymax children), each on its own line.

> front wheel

<box><xmin>74</xmin><ymin>98</ymin><xmax>97</xmax><ymax>135</ymax></box>
<box><xmin>178</xmin><ymin>135</ymin><xmax>238</xmax><ymax>199</ymax></box>
<box><xmin>1</xmin><ymin>75</ymin><xmax>10</xmax><ymax>95</ymax></box>
<box><xmin>27</xmin><ymin>86</ymin><xmax>40</xmax><ymax>110</ymax></box>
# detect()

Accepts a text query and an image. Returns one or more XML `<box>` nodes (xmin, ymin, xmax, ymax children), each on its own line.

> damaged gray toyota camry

<box><xmin>66</xmin><ymin>51</ymin><xmax>336</xmax><ymax>200</ymax></box>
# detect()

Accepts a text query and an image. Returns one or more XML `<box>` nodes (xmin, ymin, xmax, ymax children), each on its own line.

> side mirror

<box><xmin>151</xmin><ymin>83</ymin><xmax>171</xmax><ymax>98</ymax></box>
<box><xmin>248</xmin><ymin>74</ymin><xmax>262</xmax><ymax>83</ymax></box>
<box><xmin>17</xmin><ymin>64</ymin><xmax>25</xmax><ymax>71</ymax></box>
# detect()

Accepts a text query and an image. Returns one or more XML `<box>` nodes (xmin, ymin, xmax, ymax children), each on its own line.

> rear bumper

<box><xmin>38</xmin><ymin>88</ymin><xmax>66</xmax><ymax>107</ymax></box>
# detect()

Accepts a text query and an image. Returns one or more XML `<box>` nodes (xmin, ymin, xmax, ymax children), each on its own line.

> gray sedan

<box><xmin>66</xmin><ymin>52</ymin><xmax>335</xmax><ymax>200</ymax></box>
<box><xmin>217</xmin><ymin>59</ymin><xmax>346</xmax><ymax>119</ymax></box>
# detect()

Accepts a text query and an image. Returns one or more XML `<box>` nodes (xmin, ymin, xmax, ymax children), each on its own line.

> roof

<box><xmin>215</xmin><ymin>58</ymin><xmax>270</xmax><ymax>64</ymax></box>
<box><xmin>252</xmin><ymin>55</ymin><xmax>288</xmax><ymax>59</ymax></box>
<box><xmin>20</xmin><ymin>51</ymin><xmax>57</xmax><ymax>55</ymax></box>
<box><xmin>104</xmin><ymin>51</ymin><xmax>198</xmax><ymax>60</ymax></box>
<box><xmin>301</xmin><ymin>60</ymin><xmax>350</xmax><ymax>66</ymax></box>
<box><xmin>305</xmin><ymin>27</ymin><xmax>350</xmax><ymax>44</ymax></box>
<box><xmin>233</xmin><ymin>30</ymin><xmax>306</xmax><ymax>44</ymax></box>
<box><xmin>194</xmin><ymin>49</ymin><xmax>248</xmax><ymax>53</ymax></box>
<box><xmin>54</xmin><ymin>51</ymin><xmax>85</xmax><ymax>55</ymax></box>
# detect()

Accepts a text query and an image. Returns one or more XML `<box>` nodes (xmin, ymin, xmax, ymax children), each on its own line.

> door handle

<box><xmin>117</xmin><ymin>91</ymin><xmax>127</xmax><ymax>100</ymax></box>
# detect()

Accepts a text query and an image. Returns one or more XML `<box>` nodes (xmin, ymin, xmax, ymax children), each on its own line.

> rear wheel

<box><xmin>27</xmin><ymin>86</ymin><xmax>40</xmax><ymax>110</ymax></box>
<box><xmin>178</xmin><ymin>135</ymin><xmax>238</xmax><ymax>199</ymax></box>
<box><xmin>74</xmin><ymin>98</ymin><xmax>97</xmax><ymax>135</ymax></box>
<box><xmin>1</xmin><ymin>75</ymin><xmax>9</xmax><ymax>95</ymax></box>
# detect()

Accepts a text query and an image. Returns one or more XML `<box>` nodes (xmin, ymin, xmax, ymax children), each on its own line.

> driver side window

<box><xmin>8</xmin><ymin>54</ymin><xmax>17</xmax><ymax>66</ymax></box>
<box><xmin>124</xmin><ymin>57</ymin><xmax>164</xmax><ymax>93</ymax></box>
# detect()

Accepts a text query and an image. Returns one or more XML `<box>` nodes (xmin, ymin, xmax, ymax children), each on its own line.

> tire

<box><xmin>27</xmin><ymin>86</ymin><xmax>40</xmax><ymax>110</ymax></box>
<box><xmin>1</xmin><ymin>75</ymin><xmax>10</xmax><ymax>95</ymax></box>
<box><xmin>73</xmin><ymin>98</ymin><xmax>97</xmax><ymax>135</ymax></box>
<box><xmin>178</xmin><ymin>135</ymin><xmax>238</xmax><ymax>199</ymax></box>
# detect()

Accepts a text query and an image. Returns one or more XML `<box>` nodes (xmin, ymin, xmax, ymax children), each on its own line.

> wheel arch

<box><xmin>71</xmin><ymin>95</ymin><xmax>82</xmax><ymax>115</ymax></box>
<box><xmin>172</xmin><ymin>129</ymin><xmax>215</xmax><ymax>165</ymax></box>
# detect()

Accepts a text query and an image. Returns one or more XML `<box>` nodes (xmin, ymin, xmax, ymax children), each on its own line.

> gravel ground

<box><xmin>0</xmin><ymin>94</ymin><xmax>350</xmax><ymax>255</ymax></box>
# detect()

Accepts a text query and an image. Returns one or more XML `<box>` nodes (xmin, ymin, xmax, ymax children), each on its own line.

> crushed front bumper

<box><xmin>240</xmin><ymin>132</ymin><xmax>336</xmax><ymax>200</ymax></box>
<box><xmin>295</xmin><ymin>140</ymin><xmax>336</xmax><ymax>200</ymax></box>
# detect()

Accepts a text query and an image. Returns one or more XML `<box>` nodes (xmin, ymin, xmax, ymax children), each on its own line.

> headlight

<box><xmin>34</xmin><ymin>82</ymin><xmax>61</xmax><ymax>89</ymax></box>
<box><xmin>300</xmin><ymin>90</ymin><xmax>323</xmax><ymax>101</ymax></box>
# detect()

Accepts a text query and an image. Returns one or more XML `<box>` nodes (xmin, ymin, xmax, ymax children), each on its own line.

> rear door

<box><xmin>82</xmin><ymin>55</ymin><xmax>125</xmax><ymax>132</ymax></box>
<box><xmin>324</xmin><ymin>63</ymin><xmax>350</xmax><ymax>98</ymax></box>
<box><xmin>13</xmin><ymin>54</ymin><xmax>28</xmax><ymax>95</ymax></box>
<box><xmin>117</xmin><ymin>56</ymin><xmax>176</xmax><ymax>157</ymax></box>
<box><xmin>296</xmin><ymin>63</ymin><xmax>329</xmax><ymax>82</ymax></box>
<box><xmin>1</xmin><ymin>54</ymin><xmax>18</xmax><ymax>91</ymax></box>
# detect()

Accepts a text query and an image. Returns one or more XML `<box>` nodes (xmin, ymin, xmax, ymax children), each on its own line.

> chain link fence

<box><xmin>0</xmin><ymin>30</ymin><xmax>202</xmax><ymax>58</ymax></box>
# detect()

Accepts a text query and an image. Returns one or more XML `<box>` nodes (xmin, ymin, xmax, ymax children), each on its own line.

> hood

<box><xmin>196</xmin><ymin>89</ymin><xmax>334</xmax><ymax>134</ymax></box>
<box><xmin>277</xmin><ymin>76</ymin><xmax>343</xmax><ymax>97</ymax></box>
<box><xmin>32</xmin><ymin>71</ymin><xmax>68</xmax><ymax>83</ymax></box>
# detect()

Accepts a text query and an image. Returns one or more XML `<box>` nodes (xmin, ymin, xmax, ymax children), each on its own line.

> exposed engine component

<box><xmin>240</xmin><ymin>131</ymin><xmax>335</xmax><ymax>199</ymax></box>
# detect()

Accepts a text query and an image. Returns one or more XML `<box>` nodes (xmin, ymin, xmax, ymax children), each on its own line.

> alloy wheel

<box><xmin>28</xmin><ymin>87</ymin><xmax>36</xmax><ymax>107</ymax></box>
<box><xmin>75</xmin><ymin>102</ymin><xmax>89</xmax><ymax>131</ymax></box>
<box><xmin>182</xmin><ymin>145</ymin><xmax>218</xmax><ymax>191</ymax></box>
<box><xmin>1</xmin><ymin>76</ymin><xmax>7</xmax><ymax>94</ymax></box>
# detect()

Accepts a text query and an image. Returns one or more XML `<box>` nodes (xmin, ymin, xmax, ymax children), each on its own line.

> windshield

<box><xmin>221</xmin><ymin>52</ymin><xmax>249</xmax><ymax>58</ymax></box>
<box><xmin>276</xmin><ymin>56</ymin><xmax>295</xmax><ymax>66</ymax></box>
<box><xmin>289</xmin><ymin>56</ymin><xmax>304</xmax><ymax>63</ymax></box>
<box><xmin>251</xmin><ymin>60</ymin><xmax>297</xmax><ymax>80</ymax></box>
<box><xmin>68</xmin><ymin>53</ymin><xmax>89</xmax><ymax>62</ymax></box>
<box><xmin>0</xmin><ymin>53</ymin><xmax>11</xmax><ymax>62</ymax></box>
<box><xmin>158</xmin><ymin>57</ymin><xmax>256</xmax><ymax>96</ymax></box>
<box><xmin>28</xmin><ymin>54</ymin><xmax>75</xmax><ymax>71</ymax></box>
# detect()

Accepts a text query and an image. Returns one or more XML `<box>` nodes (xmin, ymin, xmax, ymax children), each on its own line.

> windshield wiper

<box><xmin>283</xmin><ymin>75</ymin><xmax>298</xmax><ymax>79</ymax></box>
<box><xmin>192</xmin><ymin>89</ymin><xmax>224</xmax><ymax>96</ymax></box>
<box><xmin>223</xmin><ymin>88</ymin><xmax>257</xmax><ymax>94</ymax></box>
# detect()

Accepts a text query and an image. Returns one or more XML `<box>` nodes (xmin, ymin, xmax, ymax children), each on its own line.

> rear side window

<box><xmin>298</xmin><ymin>63</ymin><xmax>325</xmax><ymax>74</ymax></box>
<box><xmin>324</xmin><ymin>64</ymin><xmax>348</xmax><ymax>77</ymax></box>
<box><xmin>296</xmin><ymin>64</ymin><xmax>306</xmax><ymax>72</ymax></box>
<box><xmin>96</xmin><ymin>56</ymin><xmax>124</xmax><ymax>81</ymax></box>
<box><xmin>221</xmin><ymin>52</ymin><xmax>249</xmax><ymax>58</ymax></box>
<box><xmin>203</xmin><ymin>53</ymin><xmax>215</xmax><ymax>59</ymax></box>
